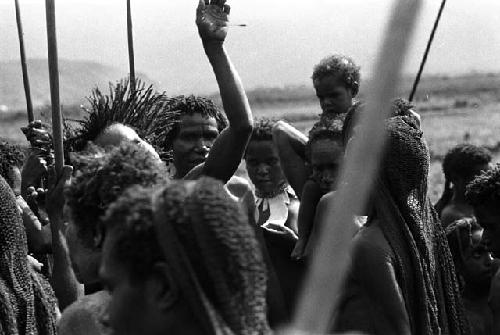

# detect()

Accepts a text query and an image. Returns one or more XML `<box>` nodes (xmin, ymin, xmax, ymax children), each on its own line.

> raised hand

<box><xmin>196</xmin><ymin>0</ymin><xmax>230</xmax><ymax>43</ymax></box>
<box><xmin>21</xmin><ymin>120</ymin><xmax>53</xmax><ymax>153</ymax></box>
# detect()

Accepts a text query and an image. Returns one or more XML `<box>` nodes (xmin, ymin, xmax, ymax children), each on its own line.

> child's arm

<box><xmin>291</xmin><ymin>179</ymin><xmax>324</xmax><ymax>259</ymax></box>
<box><xmin>195</xmin><ymin>0</ymin><xmax>253</xmax><ymax>184</ymax></box>
<box><xmin>273</xmin><ymin>121</ymin><xmax>309</xmax><ymax>197</ymax></box>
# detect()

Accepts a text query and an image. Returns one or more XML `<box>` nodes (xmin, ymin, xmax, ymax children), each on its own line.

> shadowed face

<box><xmin>172</xmin><ymin>114</ymin><xmax>219</xmax><ymax>178</ymax></box>
<box><xmin>310</xmin><ymin>139</ymin><xmax>343</xmax><ymax>192</ymax></box>
<box><xmin>100</xmin><ymin>229</ymin><xmax>199</xmax><ymax>335</ymax></box>
<box><xmin>245</xmin><ymin>140</ymin><xmax>287</xmax><ymax>194</ymax></box>
<box><xmin>475</xmin><ymin>204</ymin><xmax>500</xmax><ymax>258</ymax></box>
<box><xmin>65</xmin><ymin>220</ymin><xmax>102</xmax><ymax>285</ymax></box>
<box><xmin>314</xmin><ymin>75</ymin><xmax>353</xmax><ymax>115</ymax></box>
<box><xmin>461</xmin><ymin>230</ymin><xmax>494</xmax><ymax>289</ymax></box>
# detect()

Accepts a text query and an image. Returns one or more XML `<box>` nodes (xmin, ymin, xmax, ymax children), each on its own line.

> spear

<box><xmin>45</xmin><ymin>0</ymin><xmax>64</xmax><ymax>175</ymax></box>
<box><xmin>291</xmin><ymin>0</ymin><xmax>422</xmax><ymax>333</ymax></box>
<box><xmin>409</xmin><ymin>0</ymin><xmax>447</xmax><ymax>102</ymax></box>
<box><xmin>14</xmin><ymin>0</ymin><xmax>34</xmax><ymax>122</ymax></box>
<box><xmin>127</xmin><ymin>0</ymin><xmax>136</xmax><ymax>94</ymax></box>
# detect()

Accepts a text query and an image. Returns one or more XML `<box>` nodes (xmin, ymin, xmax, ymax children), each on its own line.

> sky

<box><xmin>1</xmin><ymin>0</ymin><xmax>500</xmax><ymax>94</ymax></box>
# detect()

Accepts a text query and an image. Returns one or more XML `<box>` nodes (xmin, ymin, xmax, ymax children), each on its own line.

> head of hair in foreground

<box><xmin>99</xmin><ymin>177</ymin><xmax>270</xmax><ymax>335</ymax></box>
<box><xmin>312</xmin><ymin>54</ymin><xmax>361</xmax><ymax>115</ymax></box>
<box><xmin>466</xmin><ymin>164</ymin><xmax>500</xmax><ymax>258</ymax></box>
<box><xmin>64</xmin><ymin>141</ymin><xmax>168</xmax><ymax>285</ymax></box>
<box><xmin>245</xmin><ymin>118</ymin><xmax>288</xmax><ymax>195</ymax></box>
<box><xmin>0</xmin><ymin>175</ymin><xmax>58</xmax><ymax>334</ymax></box>
<box><xmin>435</xmin><ymin>144</ymin><xmax>492</xmax><ymax>215</ymax></box>
<box><xmin>0</xmin><ymin>141</ymin><xmax>25</xmax><ymax>194</ymax></box>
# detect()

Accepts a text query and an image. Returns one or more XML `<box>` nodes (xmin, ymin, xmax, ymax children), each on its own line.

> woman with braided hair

<box><xmin>334</xmin><ymin>115</ymin><xmax>467</xmax><ymax>334</ymax></box>
<box><xmin>99</xmin><ymin>178</ymin><xmax>270</xmax><ymax>335</ymax></box>
<box><xmin>0</xmin><ymin>175</ymin><xmax>59</xmax><ymax>335</ymax></box>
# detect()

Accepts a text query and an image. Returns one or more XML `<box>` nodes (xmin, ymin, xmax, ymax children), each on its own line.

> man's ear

<box><xmin>150</xmin><ymin>262</ymin><xmax>179</xmax><ymax>311</ymax></box>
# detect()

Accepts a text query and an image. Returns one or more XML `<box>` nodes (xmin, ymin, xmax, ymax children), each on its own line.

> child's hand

<box><xmin>196</xmin><ymin>0</ymin><xmax>230</xmax><ymax>44</ymax></box>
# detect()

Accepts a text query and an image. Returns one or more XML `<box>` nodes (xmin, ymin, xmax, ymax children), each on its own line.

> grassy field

<box><xmin>2</xmin><ymin>79</ymin><xmax>500</xmax><ymax>204</ymax></box>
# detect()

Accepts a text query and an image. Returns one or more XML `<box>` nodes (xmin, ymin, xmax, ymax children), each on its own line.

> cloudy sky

<box><xmin>1</xmin><ymin>0</ymin><xmax>500</xmax><ymax>94</ymax></box>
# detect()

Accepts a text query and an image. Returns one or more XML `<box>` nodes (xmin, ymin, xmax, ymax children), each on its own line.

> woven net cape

<box><xmin>0</xmin><ymin>176</ymin><xmax>58</xmax><ymax>335</ymax></box>
<box><xmin>152</xmin><ymin>178</ymin><xmax>270</xmax><ymax>335</ymax></box>
<box><xmin>372</xmin><ymin>116</ymin><xmax>468</xmax><ymax>335</ymax></box>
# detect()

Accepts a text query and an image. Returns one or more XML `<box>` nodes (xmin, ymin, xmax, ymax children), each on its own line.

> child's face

<box><xmin>475</xmin><ymin>205</ymin><xmax>500</xmax><ymax>258</ymax></box>
<box><xmin>462</xmin><ymin>230</ymin><xmax>494</xmax><ymax>289</ymax></box>
<box><xmin>245</xmin><ymin>140</ymin><xmax>287</xmax><ymax>194</ymax></box>
<box><xmin>310</xmin><ymin>139</ymin><xmax>343</xmax><ymax>192</ymax></box>
<box><xmin>314</xmin><ymin>75</ymin><xmax>353</xmax><ymax>115</ymax></box>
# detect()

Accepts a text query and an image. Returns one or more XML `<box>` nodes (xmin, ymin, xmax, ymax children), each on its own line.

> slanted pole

<box><xmin>14</xmin><ymin>0</ymin><xmax>34</xmax><ymax>122</ymax></box>
<box><xmin>45</xmin><ymin>0</ymin><xmax>64</xmax><ymax>175</ymax></box>
<box><xmin>127</xmin><ymin>0</ymin><xmax>136</xmax><ymax>93</ymax></box>
<box><xmin>291</xmin><ymin>0</ymin><xmax>423</xmax><ymax>333</ymax></box>
<box><xmin>409</xmin><ymin>0</ymin><xmax>447</xmax><ymax>102</ymax></box>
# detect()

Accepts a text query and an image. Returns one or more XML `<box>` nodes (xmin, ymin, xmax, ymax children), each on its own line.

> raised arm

<box><xmin>272</xmin><ymin>121</ymin><xmax>309</xmax><ymax>196</ymax></box>
<box><xmin>46</xmin><ymin>166</ymin><xmax>83</xmax><ymax>309</ymax></box>
<box><xmin>196</xmin><ymin>0</ymin><xmax>253</xmax><ymax>184</ymax></box>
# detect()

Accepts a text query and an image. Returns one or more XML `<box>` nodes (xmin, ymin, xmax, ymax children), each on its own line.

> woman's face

<box><xmin>65</xmin><ymin>218</ymin><xmax>102</xmax><ymax>285</ymax></box>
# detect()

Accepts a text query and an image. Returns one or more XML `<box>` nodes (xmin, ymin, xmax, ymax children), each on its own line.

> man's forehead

<box><xmin>179</xmin><ymin>113</ymin><xmax>218</xmax><ymax>128</ymax></box>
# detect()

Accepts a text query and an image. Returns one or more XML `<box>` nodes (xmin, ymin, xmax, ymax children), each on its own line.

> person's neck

<box><xmin>463</xmin><ymin>283</ymin><xmax>489</xmax><ymax>301</ymax></box>
<box><xmin>451</xmin><ymin>187</ymin><xmax>468</xmax><ymax>205</ymax></box>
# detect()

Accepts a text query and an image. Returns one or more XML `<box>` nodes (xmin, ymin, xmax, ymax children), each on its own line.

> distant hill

<box><xmin>0</xmin><ymin>59</ymin><xmax>159</xmax><ymax>111</ymax></box>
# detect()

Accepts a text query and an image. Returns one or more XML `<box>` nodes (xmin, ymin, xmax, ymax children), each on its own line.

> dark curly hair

<box><xmin>0</xmin><ymin>141</ymin><xmax>25</xmax><ymax>188</ymax></box>
<box><xmin>312</xmin><ymin>55</ymin><xmax>361</xmax><ymax>97</ymax></box>
<box><xmin>250</xmin><ymin>118</ymin><xmax>275</xmax><ymax>142</ymax></box>
<box><xmin>147</xmin><ymin>95</ymin><xmax>228</xmax><ymax>163</ymax></box>
<box><xmin>101</xmin><ymin>185</ymin><xmax>163</xmax><ymax>283</ymax></box>
<box><xmin>65</xmin><ymin>142</ymin><xmax>168</xmax><ymax>245</ymax></box>
<box><xmin>435</xmin><ymin>144</ymin><xmax>492</xmax><ymax>215</ymax></box>
<box><xmin>152</xmin><ymin>178</ymin><xmax>269</xmax><ymax>334</ymax></box>
<box><xmin>466</xmin><ymin>163</ymin><xmax>500</xmax><ymax>208</ymax></box>
<box><xmin>443</xmin><ymin>144</ymin><xmax>492</xmax><ymax>182</ymax></box>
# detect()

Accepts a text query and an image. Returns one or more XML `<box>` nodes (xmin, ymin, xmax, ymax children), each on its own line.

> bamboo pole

<box><xmin>45</xmin><ymin>0</ymin><xmax>64</xmax><ymax>175</ymax></box>
<box><xmin>14</xmin><ymin>0</ymin><xmax>34</xmax><ymax>122</ymax></box>
<box><xmin>291</xmin><ymin>0</ymin><xmax>422</xmax><ymax>333</ymax></box>
<box><xmin>409</xmin><ymin>0</ymin><xmax>447</xmax><ymax>102</ymax></box>
<box><xmin>127</xmin><ymin>0</ymin><xmax>136</xmax><ymax>93</ymax></box>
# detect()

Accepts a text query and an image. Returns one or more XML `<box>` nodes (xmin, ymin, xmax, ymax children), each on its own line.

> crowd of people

<box><xmin>1</xmin><ymin>0</ymin><xmax>500</xmax><ymax>334</ymax></box>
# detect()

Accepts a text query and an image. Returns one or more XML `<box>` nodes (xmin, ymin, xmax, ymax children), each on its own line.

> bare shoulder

<box><xmin>352</xmin><ymin>222</ymin><xmax>392</xmax><ymax>264</ymax></box>
<box><xmin>58</xmin><ymin>291</ymin><xmax>111</xmax><ymax>335</ymax></box>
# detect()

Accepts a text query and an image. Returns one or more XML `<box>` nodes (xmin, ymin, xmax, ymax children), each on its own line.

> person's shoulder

<box><xmin>58</xmin><ymin>291</ymin><xmax>111</xmax><ymax>335</ymax></box>
<box><xmin>352</xmin><ymin>222</ymin><xmax>391</xmax><ymax>258</ymax></box>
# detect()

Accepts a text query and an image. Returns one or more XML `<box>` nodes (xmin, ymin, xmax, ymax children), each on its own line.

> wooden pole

<box><xmin>127</xmin><ymin>0</ymin><xmax>136</xmax><ymax>93</ymax></box>
<box><xmin>291</xmin><ymin>0</ymin><xmax>422</xmax><ymax>333</ymax></box>
<box><xmin>45</xmin><ymin>0</ymin><xmax>64</xmax><ymax>175</ymax></box>
<box><xmin>14</xmin><ymin>0</ymin><xmax>34</xmax><ymax>122</ymax></box>
<box><xmin>409</xmin><ymin>0</ymin><xmax>447</xmax><ymax>102</ymax></box>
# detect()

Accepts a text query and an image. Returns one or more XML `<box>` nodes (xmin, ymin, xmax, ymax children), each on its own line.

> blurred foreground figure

<box><xmin>100</xmin><ymin>178</ymin><xmax>270</xmax><ymax>335</ymax></box>
<box><xmin>334</xmin><ymin>116</ymin><xmax>467</xmax><ymax>335</ymax></box>
<box><xmin>0</xmin><ymin>176</ymin><xmax>59</xmax><ymax>334</ymax></box>
<box><xmin>446</xmin><ymin>218</ymin><xmax>494</xmax><ymax>335</ymax></box>
<box><xmin>466</xmin><ymin>164</ymin><xmax>500</xmax><ymax>334</ymax></box>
